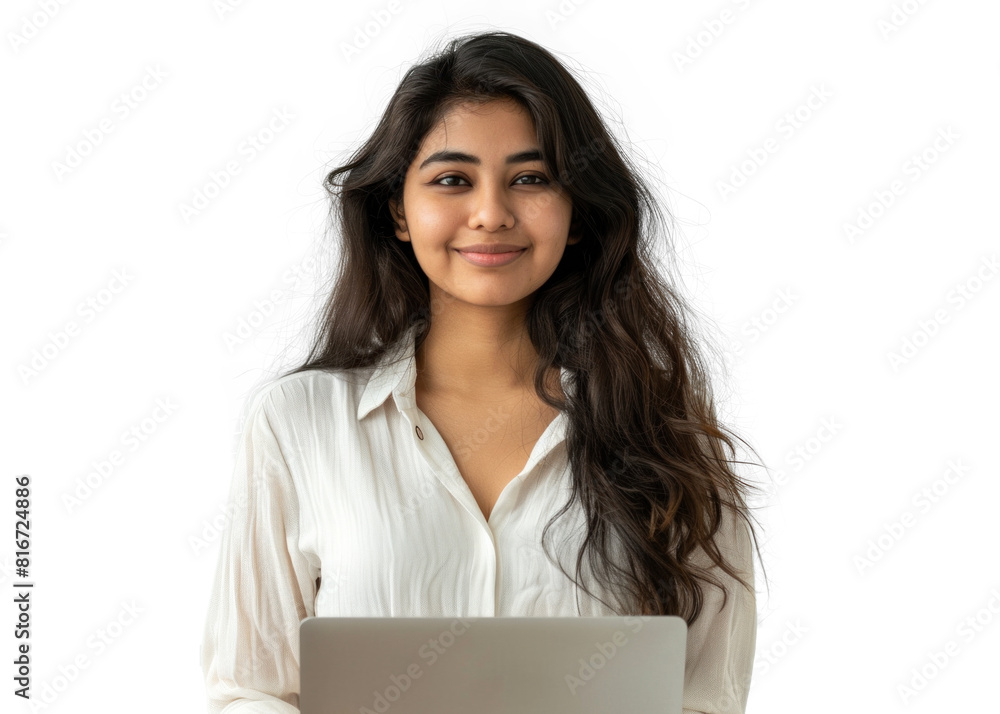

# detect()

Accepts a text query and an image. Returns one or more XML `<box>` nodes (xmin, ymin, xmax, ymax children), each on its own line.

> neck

<box><xmin>414</xmin><ymin>297</ymin><xmax>541</xmax><ymax>398</ymax></box>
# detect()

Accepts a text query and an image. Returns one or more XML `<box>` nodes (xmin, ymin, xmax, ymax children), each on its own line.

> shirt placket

<box><xmin>397</xmin><ymin>400</ymin><xmax>498</xmax><ymax>615</ymax></box>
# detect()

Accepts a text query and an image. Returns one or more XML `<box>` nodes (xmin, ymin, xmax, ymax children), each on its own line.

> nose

<box><xmin>468</xmin><ymin>181</ymin><xmax>515</xmax><ymax>231</ymax></box>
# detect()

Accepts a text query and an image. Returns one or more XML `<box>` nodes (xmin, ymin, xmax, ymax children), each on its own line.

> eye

<box><xmin>434</xmin><ymin>175</ymin><xmax>470</xmax><ymax>187</ymax></box>
<box><xmin>431</xmin><ymin>174</ymin><xmax>550</xmax><ymax>187</ymax></box>
<box><xmin>515</xmin><ymin>174</ymin><xmax>549</xmax><ymax>185</ymax></box>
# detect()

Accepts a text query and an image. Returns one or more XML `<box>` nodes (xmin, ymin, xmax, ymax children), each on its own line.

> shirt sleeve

<box><xmin>681</xmin><ymin>503</ymin><xmax>758</xmax><ymax>714</ymax></box>
<box><xmin>201</xmin><ymin>386</ymin><xmax>319</xmax><ymax>713</ymax></box>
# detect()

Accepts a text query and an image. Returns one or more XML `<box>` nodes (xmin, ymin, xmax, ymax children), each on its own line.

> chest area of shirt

<box><xmin>415</xmin><ymin>389</ymin><xmax>560</xmax><ymax>520</ymax></box>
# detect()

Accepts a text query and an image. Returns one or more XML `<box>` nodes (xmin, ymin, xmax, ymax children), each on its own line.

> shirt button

<box><xmin>415</xmin><ymin>425</ymin><xmax>424</xmax><ymax>440</ymax></box>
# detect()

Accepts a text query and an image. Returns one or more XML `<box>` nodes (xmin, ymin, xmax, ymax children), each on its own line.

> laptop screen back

<box><xmin>300</xmin><ymin>615</ymin><xmax>686</xmax><ymax>714</ymax></box>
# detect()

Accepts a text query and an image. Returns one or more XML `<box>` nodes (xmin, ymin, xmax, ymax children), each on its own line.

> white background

<box><xmin>3</xmin><ymin>1</ymin><xmax>998</xmax><ymax>712</ymax></box>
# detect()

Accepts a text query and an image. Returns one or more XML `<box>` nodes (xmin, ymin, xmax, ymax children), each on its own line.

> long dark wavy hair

<box><xmin>281</xmin><ymin>30</ymin><xmax>767</xmax><ymax>624</ymax></box>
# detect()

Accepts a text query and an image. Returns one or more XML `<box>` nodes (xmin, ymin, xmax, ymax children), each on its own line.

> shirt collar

<box><xmin>356</xmin><ymin>326</ymin><xmax>419</xmax><ymax>421</ymax></box>
<box><xmin>356</xmin><ymin>325</ymin><xmax>575</xmax><ymax>421</ymax></box>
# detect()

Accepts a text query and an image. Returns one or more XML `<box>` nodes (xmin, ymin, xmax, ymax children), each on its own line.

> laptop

<box><xmin>300</xmin><ymin>615</ymin><xmax>687</xmax><ymax>713</ymax></box>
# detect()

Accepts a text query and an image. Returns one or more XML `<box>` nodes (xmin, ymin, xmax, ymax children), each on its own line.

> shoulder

<box><xmin>688</xmin><ymin>499</ymin><xmax>757</xmax><ymax>588</ymax></box>
<box><xmin>242</xmin><ymin>366</ymin><xmax>373</xmax><ymax>435</ymax></box>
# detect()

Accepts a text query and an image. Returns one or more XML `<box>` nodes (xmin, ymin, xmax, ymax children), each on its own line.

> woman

<box><xmin>202</xmin><ymin>30</ymin><xmax>766</xmax><ymax>714</ymax></box>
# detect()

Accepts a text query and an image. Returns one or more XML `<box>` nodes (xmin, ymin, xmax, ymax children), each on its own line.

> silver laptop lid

<box><xmin>300</xmin><ymin>615</ymin><xmax>686</xmax><ymax>714</ymax></box>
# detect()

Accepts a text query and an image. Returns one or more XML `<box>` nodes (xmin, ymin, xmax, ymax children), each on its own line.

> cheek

<box><xmin>409</xmin><ymin>198</ymin><xmax>461</xmax><ymax>240</ymax></box>
<box><xmin>527</xmin><ymin>194</ymin><xmax>572</xmax><ymax>232</ymax></box>
<box><xmin>530</xmin><ymin>210</ymin><xmax>573</xmax><ymax>249</ymax></box>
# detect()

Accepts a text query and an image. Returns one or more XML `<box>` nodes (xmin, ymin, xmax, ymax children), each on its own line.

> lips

<box><xmin>455</xmin><ymin>244</ymin><xmax>527</xmax><ymax>267</ymax></box>
<box><xmin>455</xmin><ymin>243</ymin><xmax>527</xmax><ymax>254</ymax></box>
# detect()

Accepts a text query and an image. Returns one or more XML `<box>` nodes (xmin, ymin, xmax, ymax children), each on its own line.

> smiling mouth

<box><xmin>455</xmin><ymin>243</ymin><xmax>527</xmax><ymax>254</ymax></box>
<box><xmin>455</xmin><ymin>247</ymin><xmax>527</xmax><ymax>267</ymax></box>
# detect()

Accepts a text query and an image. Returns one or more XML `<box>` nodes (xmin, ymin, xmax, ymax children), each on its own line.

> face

<box><xmin>389</xmin><ymin>98</ymin><xmax>580</xmax><ymax>313</ymax></box>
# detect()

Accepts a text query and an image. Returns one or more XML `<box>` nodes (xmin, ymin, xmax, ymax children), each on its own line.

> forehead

<box><xmin>416</xmin><ymin>98</ymin><xmax>537</xmax><ymax>157</ymax></box>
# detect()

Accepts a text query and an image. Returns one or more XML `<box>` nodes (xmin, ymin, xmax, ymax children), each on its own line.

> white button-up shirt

<box><xmin>201</xmin><ymin>327</ymin><xmax>757</xmax><ymax>713</ymax></box>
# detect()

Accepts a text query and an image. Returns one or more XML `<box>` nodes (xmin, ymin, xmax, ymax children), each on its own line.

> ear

<box><xmin>389</xmin><ymin>197</ymin><xmax>410</xmax><ymax>242</ymax></box>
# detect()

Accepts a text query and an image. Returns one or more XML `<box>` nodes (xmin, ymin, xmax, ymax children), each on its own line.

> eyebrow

<box><xmin>418</xmin><ymin>148</ymin><xmax>543</xmax><ymax>170</ymax></box>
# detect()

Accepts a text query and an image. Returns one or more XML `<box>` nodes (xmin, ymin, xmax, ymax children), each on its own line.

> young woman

<box><xmin>202</xmin><ymin>30</ymin><xmax>765</xmax><ymax>714</ymax></box>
